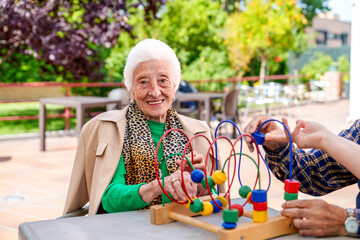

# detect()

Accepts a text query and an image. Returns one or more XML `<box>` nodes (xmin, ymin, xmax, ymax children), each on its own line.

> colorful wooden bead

<box><xmin>284</xmin><ymin>179</ymin><xmax>300</xmax><ymax>194</ymax></box>
<box><xmin>210</xmin><ymin>199</ymin><xmax>222</xmax><ymax>213</ymax></box>
<box><xmin>246</xmin><ymin>192</ymin><xmax>252</xmax><ymax>204</ymax></box>
<box><xmin>201</xmin><ymin>201</ymin><xmax>214</xmax><ymax>216</ymax></box>
<box><xmin>284</xmin><ymin>192</ymin><xmax>298</xmax><ymax>201</ymax></box>
<box><xmin>239</xmin><ymin>185</ymin><xmax>251</xmax><ymax>198</ymax></box>
<box><xmin>253</xmin><ymin>210</ymin><xmax>268</xmax><ymax>223</ymax></box>
<box><xmin>216</xmin><ymin>196</ymin><xmax>228</xmax><ymax>208</ymax></box>
<box><xmin>191</xmin><ymin>169</ymin><xmax>204</xmax><ymax>183</ymax></box>
<box><xmin>201</xmin><ymin>176</ymin><xmax>215</xmax><ymax>189</ymax></box>
<box><xmin>190</xmin><ymin>198</ymin><xmax>203</xmax><ymax>213</ymax></box>
<box><xmin>251</xmin><ymin>189</ymin><xmax>267</xmax><ymax>203</ymax></box>
<box><xmin>222</xmin><ymin>222</ymin><xmax>237</xmax><ymax>229</ymax></box>
<box><xmin>185</xmin><ymin>197</ymin><xmax>194</xmax><ymax>209</ymax></box>
<box><xmin>231</xmin><ymin>204</ymin><xmax>244</xmax><ymax>217</ymax></box>
<box><xmin>223</xmin><ymin>208</ymin><xmax>239</xmax><ymax>223</ymax></box>
<box><xmin>212</xmin><ymin>170</ymin><xmax>227</xmax><ymax>185</ymax></box>
<box><xmin>252</xmin><ymin>131</ymin><xmax>265</xmax><ymax>145</ymax></box>
<box><xmin>253</xmin><ymin>201</ymin><xmax>268</xmax><ymax>211</ymax></box>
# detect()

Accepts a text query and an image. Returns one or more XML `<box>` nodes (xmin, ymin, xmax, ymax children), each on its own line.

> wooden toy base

<box><xmin>150</xmin><ymin>195</ymin><xmax>297</xmax><ymax>240</ymax></box>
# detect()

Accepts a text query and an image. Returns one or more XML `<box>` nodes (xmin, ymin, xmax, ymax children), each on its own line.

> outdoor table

<box><xmin>18</xmin><ymin>198</ymin><xmax>351</xmax><ymax>240</ymax></box>
<box><xmin>174</xmin><ymin>92</ymin><xmax>225</xmax><ymax>125</ymax></box>
<box><xmin>39</xmin><ymin>96</ymin><xmax>121</xmax><ymax>151</ymax></box>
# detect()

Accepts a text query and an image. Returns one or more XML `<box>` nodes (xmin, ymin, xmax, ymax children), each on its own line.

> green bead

<box><xmin>284</xmin><ymin>192</ymin><xmax>298</xmax><ymax>201</ymax></box>
<box><xmin>223</xmin><ymin>208</ymin><xmax>239</xmax><ymax>223</ymax></box>
<box><xmin>239</xmin><ymin>185</ymin><xmax>251</xmax><ymax>198</ymax></box>
<box><xmin>201</xmin><ymin>176</ymin><xmax>214</xmax><ymax>189</ymax></box>
<box><xmin>190</xmin><ymin>198</ymin><xmax>204</xmax><ymax>213</ymax></box>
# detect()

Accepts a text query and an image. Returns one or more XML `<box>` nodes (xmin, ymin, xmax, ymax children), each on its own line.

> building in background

<box><xmin>289</xmin><ymin>12</ymin><xmax>351</xmax><ymax>76</ymax></box>
<box><xmin>306</xmin><ymin>11</ymin><xmax>351</xmax><ymax>47</ymax></box>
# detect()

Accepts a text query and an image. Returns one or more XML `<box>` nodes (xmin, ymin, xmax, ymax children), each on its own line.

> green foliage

<box><xmin>182</xmin><ymin>47</ymin><xmax>235</xmax><ymax>92</ymax></box>
<box><xmin>337</xmin><ymin>55</ymin><xmax>350</xmax><ymax>82</ymax></box>
<box><xmin>300</xmin><ymin>52</ymin><xmax>350</xmax><ymax>82</ymax></box>
<box><xmin>224</xmin><ymin>0</ymin><xmax>307</xmax><ymax>79</ymax></box>
<box><xmin>300</xmin><ymin>52</ymin><xmax>333</xmax><ymax>80</ymax></box>
<box><xmin>181</xmin><ymin>47</ymin><xmax>235</xmax><ymax>86</ymax></box>
<box><xmin>299</xmin><ymin>0</ymin><xmax>330</xmax><ymax>25</ymax></box>
<box><xmin>337</xmin><ymin>55</ymin><xmax>350</xmax><ymax>74</ymax></box>
<box><xmin>0</xmin><ymin>52</ymin><xmax>73</xmax><ymax>83</ymax></box>
<box><xmin>0</xmin><ymin>102</ymin><xmax>76</xmax><ymax>135</ymax></box>
<box><xmin>110</xmin><ymin>0</ymin><xmax>233</xmax><ymax>91</ymax></box>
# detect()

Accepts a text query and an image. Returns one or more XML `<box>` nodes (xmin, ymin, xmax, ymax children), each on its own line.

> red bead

<box><xmin>231</xmin><ymin>204</ymin><xmax>244</xmax><ymax>217</ymax></box>
<box><xmin>253</xmin><ymin>201</ymin><xmax>267</xmax><ymax>211</ymax></box>
<box><xmin>284</xmin><ymin>179</ymin><xmax>300</xmax><ymax>194</ymax></box>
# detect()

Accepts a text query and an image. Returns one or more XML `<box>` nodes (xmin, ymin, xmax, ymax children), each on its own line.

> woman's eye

<box><xmin>159</xmin><ymin>78</ymin><xmax>169</xmax><ymax>85</ymax></box>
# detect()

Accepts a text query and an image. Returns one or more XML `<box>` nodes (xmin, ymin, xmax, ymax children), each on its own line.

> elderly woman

<box><xmin>63</xmin><ymin>39</ymin><xmax>216</xmax><ymax>215</ymax></box>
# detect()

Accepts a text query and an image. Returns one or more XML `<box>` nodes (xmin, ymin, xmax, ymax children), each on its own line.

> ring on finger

<box><xmin>171</xmin><ymin>178</ymin><xmax>181</xmax><ymax>187</ymax></box>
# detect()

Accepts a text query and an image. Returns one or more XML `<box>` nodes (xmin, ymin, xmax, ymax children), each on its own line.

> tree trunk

<box><xmin>259</xmin><ymin>54</ymin><xmax>267</xmax><ymax>86</ymax></box>
<box><xmin>293</xmin><ymin>56</ymin><xmax>299</xmax><ymax>85</ymax></box>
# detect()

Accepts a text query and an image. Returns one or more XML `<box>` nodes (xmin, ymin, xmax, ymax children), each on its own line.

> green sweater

<box><xmin>101</xmin><ymin>120</ymin><xmax>172</xmax><ymax>213</ymax></box>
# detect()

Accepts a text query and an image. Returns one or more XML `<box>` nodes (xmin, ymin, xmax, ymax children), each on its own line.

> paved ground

<box><xmin>0</xmin><ymin>99</ymin><xmax>357</xmax><ymax>240</ymax></box>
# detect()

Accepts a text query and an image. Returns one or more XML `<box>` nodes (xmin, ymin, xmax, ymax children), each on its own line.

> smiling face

<box><xmin>130</xmin><ymin>59</ymin><xmax>176</xmax><ymax>123</ymax></box>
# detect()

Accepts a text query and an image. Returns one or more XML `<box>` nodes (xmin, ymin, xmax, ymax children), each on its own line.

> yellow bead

<box><xmin>246</xmin><ymin>192</ymin><xmax>252</xmax><ymax>204</ymax></box>
<box><xmin>212</xmin><ymin>170</ymin><xmax>227</xmax><ymax>185</ymax></box>
<box><xmin>201</xmin><ymin>201</ymin><xmax>214</xmax><ymax>216</ymax></box>
<box><xmin>216</xmin><ymin>196</ymin><xmax>228</xmax><ymax>208</ymax></box>
<box><xmin>253</xmin><ymin>210</ymin><xmax>268</xmax><ymax>223</ymax></box>
<box><xmin>185</xmin><ymin>198</ymin><xmax>192</xmax><ymax>208</ymax></box>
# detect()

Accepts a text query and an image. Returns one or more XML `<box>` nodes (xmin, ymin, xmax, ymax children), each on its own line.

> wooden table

<box><xmin>39</xmin><ymin>96</ymin><xmax>121</xmax><ymax>151</ymax></box>
<box><xmin>174</xmin><ymin>92</ymin><xmax>225</xmax><ymax>125</ymax></box>
<box><xmin>18</xmin><ymin>198</ymin><xmax>351</xmax><ymax>240</ymax></box>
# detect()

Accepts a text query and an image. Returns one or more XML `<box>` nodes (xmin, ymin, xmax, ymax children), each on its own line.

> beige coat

<box><xmin>63</xmin><ymin>107</ymin><xmax>217</xmax><ymax>215</ymax></box>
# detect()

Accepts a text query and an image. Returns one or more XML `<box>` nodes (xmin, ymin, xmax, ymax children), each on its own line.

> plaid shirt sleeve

<box><xmin>264</xmin><ymin>120</ymin><xmax>360</xmax><ymax>196</ymax></box>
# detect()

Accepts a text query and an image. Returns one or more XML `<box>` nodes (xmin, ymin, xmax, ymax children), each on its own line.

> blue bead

<box><xmin>222</xmin><ymin>222</ymin><xmax>237</xmax><ymax>229</ymax></box>
<box><xmin>210</xmin><ymin>199</ymin><xmax>222</xmax><ymax>213</ymax></box>
<box><xmin>252</xmin><ymin>189</ymin><xmax>267</xmax><ymax>203</ymax></box>
<box><xmin>191</xmin><ymin>169</ymin><xmax>204</xmax><ymax>183</ymax></box>
<box><xmin>252</xmin><ymin>132</ymin><xmax>265</xmax><ymax>145</ymax></box>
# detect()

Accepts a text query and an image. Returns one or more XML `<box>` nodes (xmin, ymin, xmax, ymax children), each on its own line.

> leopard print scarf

<box><xmin>122</xmin><ymin>101</ymin><xmax>188</xmax><ymax>206</ymax></box>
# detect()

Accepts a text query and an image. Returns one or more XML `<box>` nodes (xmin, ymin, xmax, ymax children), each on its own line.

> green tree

<box><xmin>106</xmin><ymin>0</ymin><xmax>234</xmax><ymax>90</ymax></box>
<box><xmin>299</xmin><ymin>0</ymin><xmax>330</xmax><ymax>25</ymax></box>
<box><xmin>225</xmin><ymin>0</ymin><xmax>306</xmax><ymax>85</ymax></box>
<box><xmin>300</xmin><ymin>52</ymin><xmax>333</xmax><ymax>80</ymax></box>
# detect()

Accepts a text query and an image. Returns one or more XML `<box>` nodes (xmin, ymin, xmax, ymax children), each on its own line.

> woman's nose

<box><xmin>148</xmin><ymin>81</ymin><xmax>161</xmax><ymax>97</ymax></box>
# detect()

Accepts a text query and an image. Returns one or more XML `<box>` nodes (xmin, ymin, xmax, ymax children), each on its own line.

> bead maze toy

<box><xmin>150</xmin><ymin>119</ymin><xmax>298</xmax><ymax>239</ymax></box>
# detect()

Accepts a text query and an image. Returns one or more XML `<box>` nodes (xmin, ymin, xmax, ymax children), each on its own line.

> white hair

<box><xmin>123</xmin><ymin>39</ymin><xmax>181</xmax><ymax>91</ymax></box>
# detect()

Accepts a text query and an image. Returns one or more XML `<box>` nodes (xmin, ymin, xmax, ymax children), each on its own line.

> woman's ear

<box><xmin>130</xmin><ymin>88</ymin><xmax>135</xmax><ymax>100</ymax></box>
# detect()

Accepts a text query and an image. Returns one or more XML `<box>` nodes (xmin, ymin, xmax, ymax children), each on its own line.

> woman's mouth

<box><xmin>147</xmin><ymin>100</ymin><xmax>164</xmax><ymax>105</ymax></box>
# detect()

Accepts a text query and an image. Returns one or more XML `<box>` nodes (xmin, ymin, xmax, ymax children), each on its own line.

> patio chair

<box><xmin>242</xmin><ymin>84</ymin><xmax>272</xmax><ymax>120</ymax></box>
<box><xmin>214</xmin><ymin>89</ymin><xmax>241</xmax><ymax>138</ymax></box>
<box><xmin>106</xmin><ymin>88</ymin><xmax>130</xmax><ymax>111</ymax></box>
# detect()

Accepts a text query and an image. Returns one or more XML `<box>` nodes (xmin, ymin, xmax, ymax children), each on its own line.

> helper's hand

<box><xmin>289</xmin><ymin>120</ymin><xmax>330</xmax><ymax>149</ymax></box>
<box><xmin>243</xmin><ymin>115</ymin><xmax>286</xmax><ymax>152</ymax></box>
<box><xmin>281</xmin><ymin>199</ymin><xmax>347</xmax><ymax>237</ymax></box>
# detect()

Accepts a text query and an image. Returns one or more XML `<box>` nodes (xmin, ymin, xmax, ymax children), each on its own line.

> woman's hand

<box><xmin>164</xmin><ymin>170</ymin><xmax>197</xmax><ymax>201</ymax></box>
<box><xmin>243</xmin><ymin>115</ymin><xmax>286</xmax><ymax>152</ymax></box>
<box><xmin>281</xmin><ymin>199</ymin><xmax>347</xmax><ymax>237</ymax></box>
<box><xmin>140</xmin><ymin>170</ymin><xmax>197</xmax><ymax>203</ymax></box>
<box><xmin>177</xmin><ymin>151</ymin><xmax>205</xmax><ymax>173</ymax></box>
